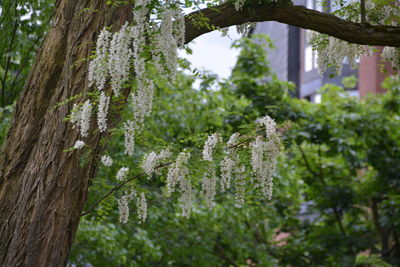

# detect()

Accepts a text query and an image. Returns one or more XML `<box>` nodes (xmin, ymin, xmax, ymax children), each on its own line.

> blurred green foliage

<box><xmin>0</xmin><ymin>0</ymin><xmax>53</xmax><ymax>107</ymax></box>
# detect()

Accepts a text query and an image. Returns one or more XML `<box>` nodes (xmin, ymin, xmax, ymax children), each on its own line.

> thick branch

<box><xmin>185</xmin><ymin>3</ymin><xmax>400</xmax><ymax>47</ymax></box>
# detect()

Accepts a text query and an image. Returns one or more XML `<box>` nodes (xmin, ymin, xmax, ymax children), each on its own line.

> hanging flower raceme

<box><xmin>141</xmin><ymin>148</ymin><xmax>172</xmax><ymax>179</ymax></box>
<box><xmin>97</xmin><ymin>92</ymin><xmax>110</xmax><ymax>132</ymax></box>
<box><xmin>118</xmin><ymin>190</ymin><xmax>136</xmax><ymax>224</ymax></box>
<box><xmin>80</xmin><ymin>100</ymin><xmax>93</xmax><ymax>137</ymax></box>
<box><xmin>88</xmin><ymin>28</ymin><xmax>111</xmax><ymax>91</ymax></box>
<box><xmin>167</xmin><ymin>151</ymin><xmax>191</xmax><ymax>196</ymax></box>
<box><xmin>101</xmin><ymin>155</ymin><xmax>113</xmax><ymax>166</ymax></box>
<box><xmin>137</xmin><ymin>192</ymin><xmax>147</xmax><ymax>223</ymax></box>
<box><xmin>202</xmin><ymin>167</ymin><xmax>217</xmax><ymax>209</ymax></box>
<box><xmin>116</xmin><ymin>167</ymin><xmax>129</xmax><ymax>181</ymax></box>
<box><xmin>220</xmin><ymin>132</ymin><xmax>240</xmax><ymax>192</ymax></box>
<box><xmin>250</xmin><ymin>116</ymin><xmax>281</xmax><ymax>200</ymax></box>
<box><xmin>202</xmin><ymin>133</ymin><xmax>221</xmax><ymax>162</ymax></box>
<box><xmin>108</xmin><ymin>22</ymin><xmax>134</xmax><ymax>96</ymax></box>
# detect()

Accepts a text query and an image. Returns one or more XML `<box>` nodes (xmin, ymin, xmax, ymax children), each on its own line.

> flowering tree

<box><xmin>0</xmin><ymin>0</ymin><xmax>399</xmax><ymax>266</ymax></box>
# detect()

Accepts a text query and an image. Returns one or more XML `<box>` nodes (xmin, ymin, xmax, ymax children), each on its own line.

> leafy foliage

<box><xmin>0</xmin><ymin>0</ymin><xmax>53</xmax><ymax>107</ymax></box>
<box><xmin>67</xmin><ymin>36</ymin><xmax>400</xmax><ymax>266</ymax></box>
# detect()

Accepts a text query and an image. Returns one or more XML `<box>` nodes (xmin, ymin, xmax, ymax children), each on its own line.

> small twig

<box><xmin>360</xmin><ymin>0</ymin><xmax>366</xmax><ymax>24</ymax></box>
<box><xmin>296</xmin><ymin>144</ymin><xmax>320</xmax><ymax>178</ymax></box>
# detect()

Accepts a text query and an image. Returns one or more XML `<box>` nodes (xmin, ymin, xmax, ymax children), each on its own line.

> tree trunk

<box><xmin>0</xmin><ymin>1</ymin><xmax>132</xmax><ymax>266</ymax></box>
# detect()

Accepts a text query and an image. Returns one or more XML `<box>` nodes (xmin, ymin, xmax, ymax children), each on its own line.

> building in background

<box><xmin>252</xmin><ymin>0</ymin><xmax>395</xmax><ymax>101</ymax></box>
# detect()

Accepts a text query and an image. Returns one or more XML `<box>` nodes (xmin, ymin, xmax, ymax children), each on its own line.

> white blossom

<box><xmin>80</xmin><ymin>100</ymin><xmax>92</xmax><ymax>137</ymax></box>
<box><xmin>308</xmin><ymin>30</ymin><xmax>371</xmax><ymax>75</ymax></box>
<box><xmin>132</xmin><ymin>78</ymin><xmax>154</xmax><ymax>130</ymax></box>
<box><xmin>249</xmin><ymin>116</ymin><xmax>281</xmax><ymax>199</ymax></box>
<box><xmin>256</xmin><ymin>115</ymin><xmax>277</xmax><ymax>138</ymax></box>
<box><xmin>116</xmin><ymin>167</ymin><xmax>129</xmax><ymax>181</ymax></box>
<box><xmin>108</xmin><ymin>22</ymin><xmax>134</xmax><ymax>96</ymax></box>
<box><xmin>166</xmin><ymin>152</ymin><xmax>190</xmax><ymax>196</ymax></box>
<box><xmin>179</xmin><ymin>177</ymin><xmax>193</xmax><ymax>218</ymax></box>
<box><xmin>123</xmin><ymin>120</ymin><xmax>135</xmax><ymax>156</ymax></box>
<box><xmin>234</xmin><ymin>0</ymin><xmax>246</xmax><ymax>11</ymax></box>
<box><xmin>137</xmin><ymin>192</ymin><xmax>147</xmax><ymax>223</ymax></box>
<box><xmin>158</xmin><ymin>148</ymin><xmax>172</xmax><ymax>160</ymax></box>
<box><xmin>234</xmin><ymin>165</ymin><xmax>247</xmax><ymax>206</ymax></box>
<box><xmin>73</xmin><ymin>140</ymin><xmax>85</xmax><ymax>149</ymax></box>
<box><xmin>153</xmin><ymin>8</ymin><xmax>178</xmax><ymax>79</ymax></box>
<box><xmin>220</xmin><ymin>156</ymin><xmax>235</xmax><ymax>192</ymax></box>
<box><xmin>202</xmin><ymin>133</ymin><xmax>221</xmax><ymax>162</ymax></box>
<box><xmin>97</xmin><ymin>92</ymin><xmax>110</xmax><ymax>132</ymax></box>
<box><xmin>88</xmin><ymin>28</ymin><xmax>111</xmax><ymax>90</ymax></box>
<box><xmin>236</xmin><ymin>22</ymin><xmax>255</xmax><ymax>36</ymax></box>
<box><xmin>220</xmin><ymin>132</ymin><xmax>240</xmax><ymax>192</ymax></box>
<box><xmin>118</xmin><ymin>190</ymin><xmax>135</xmax><ymax>224</ymax></box>
<box><xmin>142</xmin><ymin>149</ymin><xmax>172</xmax><ymax>178</ymax></box>
<box><xmin>101</xmin><ymin>155</ymin><xmax>113</xmax><ymax>166</ymax></box>
<box><xmin>202</xmin><ymin>167</ymin><xmax>217</xmax><ymax>210</ymax></box>
<box><xmin>174</xmin><ymin>10</ymin><xmax>186</xmax><ymax>48</ymax></box>
<box><xmin>142</xmin><ymin>152</ymin><xmax>158</xmax><ymax>179</ymax></box>
<box><xmin>227</xmin><ymin>132</ymin><xmax>240</xmax><ymax>147</ymax></box>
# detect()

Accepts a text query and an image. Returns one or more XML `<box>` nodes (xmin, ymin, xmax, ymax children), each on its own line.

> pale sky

<box><xmin>179</xmin><ymin>27</ymin><xmax>242</xmax><ymax>79</ymax></box>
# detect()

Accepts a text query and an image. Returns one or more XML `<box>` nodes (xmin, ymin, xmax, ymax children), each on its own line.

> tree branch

<box><xmin>184</xmin><ymin>3</ymin><xmax>400</xmax><ymax>47</ymax></box>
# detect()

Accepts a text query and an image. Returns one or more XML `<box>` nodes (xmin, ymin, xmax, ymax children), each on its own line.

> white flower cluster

<box><xmin>114</xmin><ymin>115</ymin><xmax>280</xmax><ymax>222</ymax></box>
<box><xmin>118</xmin><ymin>190</ymin><xmax>136</xmax><ymax>224</ymax></box>
<box><xmin>80</xmin><ymin>100</ymin><xmax>93</xmax><ymax>137</ymax></box>
<box><xmin>179</xmin><ymin>176</ymin><xmax>193</xmax><ymax>218</ymax></box>
<box><xmin>73</xmin><ymin>140</ymin><xmax>85</xmax><ymax>149</ymax></box>
<box><xmin>220</xmin><ymin>132</ymin><xmax>240</xmax><ymax>192</ymax></box>
<box><xmin>97</xmin><ymin>92</ymin><xmax>110</xmax><ymax>132</ymax></box>
<box><xmin>202</xmin><ymin>167</ymin><xmax>217</xmax><ymax>209</ymax></box>
<box><xmin>157</xmin><ymin>9</ymin><xmax>178</xmax><ymax>78</ymax></box>
<box><xmin>164</xmin><ymin>149</ymin><xmax>193</xmax><ymax>218</ymax></box>
<box><xmin>382</xmin><ymin>47</ymin><xmax>400</xmax><ymax>70</ymax></box>
<box><xmin>123</xmin><ymin>120</ymin><xmax>135</xmax><ymax>156</ymax></box>
<box><xmin>101</xmin><ymin>155</ymin><xmax>113</xmax><ymax>166</ymax></box>
<box><xmin>70</xmin><ymin>100</ymin><xmax>93</xmax><ymax>138</ymax></box>
<box><xmin>86</xmin><ymin>1</ymin><xmax>188</xmax><ymax>160</ymax></box>
<box><xmin>141</xmin><ymin>149</ymin><xmax>172</xmax><ymax>179</ymax></box>
<box><xmin>167</xmin><ymin>152</ymin><xmax>191</xmax><ymax>196</ymax></box>
<box><xmin>88</xmin><ymin>28</ymin><xmax>111</xmax><ymax>91</ymax></box>
<box><xmin>137</xmin><ymin>192</ymin><xmax>147</xmax><ymax>223</ymax></box>
<box><xmin>355</xmin><ymin>0</ymin><xmax>400</xmax><ymax>25</ymax></box>
<box><xmin>131</xmin><ymin>78</ymin><xmax>154</xmax><ymax>132</ymax></box>
<box><xmin>236</xmin><ymin>22</ymin><xmax>255</xmax><ymax>36</ymax></box>
<box><xmin>234</xmin><ymin>165</ymin><xmax>247</xmax><ymax>206</ymax></box>
<box><xmin>109</xmin><ymin>22</ymin><xmax>134</xmax><ymax>96</ymax></box>
<box><xmin>116</xmin><ymin>167</ymin><xmax>129</xmax><ymax>181</ymax></box>
<box><xmin>307</xmin><ymin>1</ymin><xmax>400</xmax><ymax>76</ymax></box>
<box><xmin>234</xmin><ymin>0</ymin><xmax>246</xmax><ymax>11</ymax></box>
<box><xmin>308</xmin><ymin>30</ymin><xmax>371</xmax><ymax>75</ymax></box>
<box><xmin>202</xmin><ymin>133</ymin><xmax>221</xmax><ymax>162</ymax></box>
<box><xmin>250</xmin><ymin>116</ymin><xmax>280</xmax><ymax>200</ymax></box>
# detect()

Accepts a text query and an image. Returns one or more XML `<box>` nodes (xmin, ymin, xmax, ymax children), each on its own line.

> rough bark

<box><xmin>0</xmin><ymin>0</ymin><xmax>132</xmax><ymax>266</ymax></box>
<box><xmin>185</xmin><ymin>3</ymin><xmax>400</xmax><ymax>46</ymax></box>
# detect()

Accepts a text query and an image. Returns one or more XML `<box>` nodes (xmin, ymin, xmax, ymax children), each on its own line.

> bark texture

<box><xmin>0</xmin><ymin>0</ymin><xmax>132</xmax><ymax>266</ymax></box>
